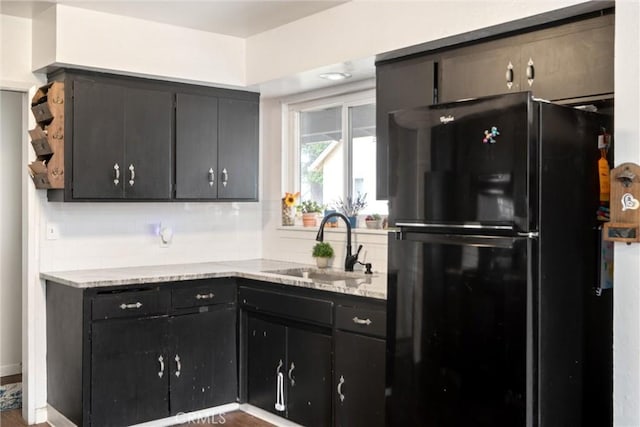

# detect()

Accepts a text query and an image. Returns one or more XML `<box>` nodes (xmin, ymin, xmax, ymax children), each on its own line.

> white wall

<box><xmin>246</xmin><ymin>0</ymin><xmax>586</xmax><ymax>86</ymax></box>
<box><xmin>0</xmin><ymin>90</ymin><xmax>24</xmax><ymax>376</ymax></box>
<box><xmin>32</xmin><ymin>4</ymin><xmax>246</xmax><ymax>88</ymax></box>
<box><xmin>614</xmin><ymin>2</ymin><xmax>640</xmax><ymax>426</ymax></box>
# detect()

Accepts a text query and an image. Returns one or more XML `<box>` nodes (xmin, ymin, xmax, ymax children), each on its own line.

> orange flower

<box><xmin>283</xmin><ymin>192</ymin><xmax>300</xmax><ymax>207</ymax></box>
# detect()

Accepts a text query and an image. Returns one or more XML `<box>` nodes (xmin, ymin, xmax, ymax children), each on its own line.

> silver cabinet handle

<box><xmin>288</xmin><ymin>362</ymin><xmax>296</xmax><ymax>387</ymax></box>
<box><xmin>526</xmin><ymin>58</ymin><xmax>535</xmax><ymax>86</ymax></box>
<box><xmin>196</xmin><ymin>293</ymin><xmax>214</xmax><ymax>300</ymax></box>
<box><xmin>208</xmin><ymin>168</ymin><xmax>215</xmax><ymax>187</ymax></box>
<box><xmin>337</xmin><ymin>375</ymin><xmax>345</xmax><ymax>402</ymax></box>
<box><xmin>222</xmin><ymin>168</ymin><xmax>228</xmax><ymax>187</ymax></box>
<box><xmin>505</xmin><ymin>61</ymin><xmax>514</xmax><ymax>89</ymax></box>
<box><xmin>174</xmin><ymin>354</ymin><xmax>181</xmax><ymax>377</ymax></box>
<box><xmin>119</xmin><ymin>302</ymin><xmax>142</xmax><ymax>310</ymax></box>
<box><xmin>113</xmin><ymin>163</ymin><xmax>120</xmax><ymax>186</ymax></box>
<box><xmin>352</xmin><ymin>316</ymin><xmax>372</xmax><ymax>325</ymax></box>
<box><xmin>275</xmin><ymin>359</ymin><xmax>285</xmax><ymax>412</ymax></box>
<box><xmin>158</xmin><ymin>355</ymin><xmax>164</xmax><ymax>378</ymax></box>
<box><xmin>128</xmin><ymin>164</ymin><xmax>135</xmax><ymax>186</ymax></box>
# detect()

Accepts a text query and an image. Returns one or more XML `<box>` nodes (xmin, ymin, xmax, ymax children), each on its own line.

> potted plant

<box><xmin>312</xmin><ymin>242</ymin><xmax>334</xmax><ymax>268</ymax></box>
<box><xmin>365</xmin><ymin>213</ymin><xmax>383</xmax><ymax>229</ymax></box>
<box><xmin>300</xmin><ymin>200</ymin><xmax>324</xmax><ymax>227</ymax></box>
<box><xmin>335</xmin><ymin>193</ymin><xmax>367</xmax><ymax>227</ymax></box>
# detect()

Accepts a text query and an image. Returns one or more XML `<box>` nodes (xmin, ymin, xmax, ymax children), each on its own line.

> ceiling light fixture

<box><xmin>319</xmin><ymin>72</ymin><xmax>352</xmax><ymax>81</ymax></box>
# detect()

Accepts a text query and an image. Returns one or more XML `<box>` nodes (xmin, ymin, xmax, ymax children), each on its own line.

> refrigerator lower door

<box><xmin>386</xmin><ymin>232</ymin><xmax>533</xmax><ymax>427</ymax></box>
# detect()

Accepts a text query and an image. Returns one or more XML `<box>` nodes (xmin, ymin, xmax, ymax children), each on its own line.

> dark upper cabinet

<box><xmin>175</xmin><ymin>93</ymin><xmax>219</xmax><ymax>199</ymax></box>
<box><xmin>218</xmin><ymin>98</ymin><xmax>259</xmax><ymax>200</ymax></box>
<box><xmin>439</xmin><ymin>13</ymin><xmax>614</xmax><ymax>103</ymax></box>
<box><xmin>176</xmin><ymin>95</ymin><xmax>259</xmax><ymax>201</ymax></box>
<box><xmin>50</xmin><ymin>70</ymin><xmax>259</xmax><ymax>202</ymax></box>
<box><xmin>376</xmin><ymin>57</ymin><xmax>435</xmax><ymax>200</ymax></box>
<box><xmin>72</xmin><ymin>79</ymin><xmax>173</xmax><ymax>200</ymax></box>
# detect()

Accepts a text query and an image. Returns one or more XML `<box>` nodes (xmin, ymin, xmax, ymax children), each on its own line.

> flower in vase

<box><xmin>283</xmin><ymin>192</ymin><xmax>300</xmax><ymax>207</ymax></box>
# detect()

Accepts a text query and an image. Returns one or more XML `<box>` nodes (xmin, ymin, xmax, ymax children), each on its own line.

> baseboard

<box><xmin>47</xmin><ymin>405</ymin><xmax>74</xmax><ymax>427</ymax></box>
<box><xmin>0</xmin><ymin>363</ymin><xmax>21</xmax><ymax>377</ymax></box>
<box><xmin>133</xmin><ymin>403</ymin><xmax>240</xmax><ymax>427</ymax></box>
<box><xmin>238</xmin><ymin>404</ymin><xmax>304</xmax><ymax>427</ymax></box>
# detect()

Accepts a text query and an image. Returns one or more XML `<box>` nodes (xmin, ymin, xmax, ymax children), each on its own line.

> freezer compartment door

<box><xmin>386</xmin><ymin>233</ymin><xmax>531</xmax><ymax>427</ymax></box>
<box><xmin>388</xmin><ymin>92</ymin><xmax>536</xmax><ymax>232</ymax></box>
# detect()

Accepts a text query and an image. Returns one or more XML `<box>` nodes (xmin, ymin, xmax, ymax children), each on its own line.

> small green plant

<box><xmin>366</xmin><ymin>213</ymin><xmax>382</xmax><ymax>221</ymax></box>
<box><xmin>300</xmin><ymin>200</ymin><xmax>324</xmax><ymax>213</ymax></box>
<box><xmin>312</xmin><ymin>242</ymin><xmax>334</xmax><ymax>258</ymax></box>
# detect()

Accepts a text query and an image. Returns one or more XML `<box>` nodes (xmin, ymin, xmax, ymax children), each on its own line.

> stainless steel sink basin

<box><xmin>264</xmin><ymin>267</ymin><xmax>374</xmax><ymax>286</ymax></box>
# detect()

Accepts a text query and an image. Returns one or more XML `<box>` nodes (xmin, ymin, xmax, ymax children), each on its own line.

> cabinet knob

<box><xmin>113</xmin><ymin>163</ymin><xmax>120</xmax><ymax>186</ymax></box>
<box><xmin>195</xmin><ymin>293</ymin><xmax>215</xmax><ymax>300</ymax></box>
<box><xmin>208</xmin><ymin>168</ymin><xmax>215</xmax><ymax>187</ymax></box>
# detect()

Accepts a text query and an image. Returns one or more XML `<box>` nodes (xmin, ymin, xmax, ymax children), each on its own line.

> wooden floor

<box><xmin>1</xmin><ymin>409</ymin><xmax>273</xmax><ymax>427</ymax></box>
<box><xmin>1</xmin><ymin>374</ymin><xmax>273</xmax><ymax>427</ymax></box>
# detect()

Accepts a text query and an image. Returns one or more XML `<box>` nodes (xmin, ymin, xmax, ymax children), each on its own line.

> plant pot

<box><xmin>347</xmin><ymin>216</ymin><xmax>357</xmax><ymax>228</ymax></box>
<box><xmin>365</xmin><ymin>219</ymin><xmax>382</xmax><ymax>229</ymax></box>
<box><xmin>315</xmin><ymin>257</ymin><xmax>329</xmax><ymax>268</ymax></box>
<box><xmin>302</xmin><ymin>213</ymin><xmax>318</xmax><ymax>227</ymax></box>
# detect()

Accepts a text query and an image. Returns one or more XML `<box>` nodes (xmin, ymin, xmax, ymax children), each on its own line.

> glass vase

<box><xmin>281</xmin><ymin>200</ymin><xmax>295</xmax><ymax>226</ymax></box>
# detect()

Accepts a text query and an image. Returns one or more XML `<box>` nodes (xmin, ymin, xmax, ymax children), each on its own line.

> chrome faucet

<box><xmin>316</xmin><ymin>212</ymin><xmax>362</xmax><ymax>272</ymax></box>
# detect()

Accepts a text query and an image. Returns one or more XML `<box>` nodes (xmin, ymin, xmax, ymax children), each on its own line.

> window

<box><xmin>286</xmin><ymin>90</ymin><xmax>387</xmax><ymax>215</ymax></box>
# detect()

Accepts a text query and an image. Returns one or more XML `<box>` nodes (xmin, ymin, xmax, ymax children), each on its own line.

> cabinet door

<box><xmin>520</xmin><ymin>21</ymin><xmax>614</xmax><ymax>101</ymax></box>
<box><xmin>169</xmin><ymin>306</ymin><xmax>237</xmax><ymax>414</ymax></box>
<box><xmin>123</xmin><ymin>87</ymin><xmax>173</xmax><ymax>199</ymax></box>
<box><xmin>334</xmin><ymin>331</ymin><xmax>385</xmax><ymax>427</ymax></box>
<box><xmin>247</xmin><ymin>316</ymin><xmax>286</xmax><ymax>416</ymax></box>
<box><xmin>176</xmin><ymin>93</ymin><xmax>219</xmax><ymax>199</ymax></box>
<box><xmin>286</xmin><ymin>327</ymin><xmax>332</xmax><ymax>427</ymax></box>
<box><xmin>91</xmin><ymin>316</ymin><xmax>169</xmax><ymax>427</ymax></box>
<box><xmin>72</xmin><ymin>80</ymin><xmax>126</xmax><ymax>199</ymax></box>
<box><xmin>440</xmin><ymin>44</ymin><xmax>521</xmax><ymax>103</ymax></box>
<box><xmin>376</xmin><ymin>57</ymin><xmax>434</xmax><ymax>199</ymax></box>
<box><xmin>218</xmin><ymin>98</ymin><xmax>259</xmax><ymax>200</ymax></box>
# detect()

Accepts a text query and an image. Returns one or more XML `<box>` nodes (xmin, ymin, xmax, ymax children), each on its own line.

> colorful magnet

<box><xmin>483</xmin><ymin>126</ymin><xmax>500</xmax><ymax>144</ymax></box>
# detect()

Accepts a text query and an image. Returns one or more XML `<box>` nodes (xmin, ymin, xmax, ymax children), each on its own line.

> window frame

<box><xmin>283</xmin><ymin>88</ymin><xmax>376</xmax><ymax>205</ymax></box>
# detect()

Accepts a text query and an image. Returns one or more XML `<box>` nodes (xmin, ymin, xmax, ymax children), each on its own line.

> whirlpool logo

<box><xmin>440</xmin><ymin>115</ymin><xmax>455</xmax><ymax>124</ymax></box>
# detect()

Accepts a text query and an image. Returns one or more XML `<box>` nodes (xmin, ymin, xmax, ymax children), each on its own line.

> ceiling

<box><xmin>0</xmin><ymin>0</ymin><xmax>348</xmax><ymax>37</ymax></box>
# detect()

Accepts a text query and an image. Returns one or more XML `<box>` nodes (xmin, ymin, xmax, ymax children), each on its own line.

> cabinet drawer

<box><xmin>240</xmin><ymin>286</ymin><xmax>333</xmax><ymax>326</ymax></box>
<box><xmin>172</xmin><ymin>279</ymin><xmax>236</xmax><ymax>309</ymax></box>
<box><xmin>335</xmin><ymin>306</ymin><xmax>386</xmax><ymax>338</ymax></box>
<box><xmin>92</xmin><ymin>289</ymin><xmax>166</xmax><ymax>320</ymax></box>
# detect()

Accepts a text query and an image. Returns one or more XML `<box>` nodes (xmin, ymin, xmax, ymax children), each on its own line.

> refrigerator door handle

<box><xmin>395</xmin><ymin>222</ymin><xmax>515</xmax><ymax>231</ymax></box>
<box><xmin>397</xmin><ymin>230</ymin><xmax>522</xmax><ymax>248</ymax></box>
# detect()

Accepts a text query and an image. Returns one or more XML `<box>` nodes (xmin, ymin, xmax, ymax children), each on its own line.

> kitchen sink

<box><xmin>264</xmin><ymin>267</ymin><xmax>375</xmax><ymax>286</ymax></box>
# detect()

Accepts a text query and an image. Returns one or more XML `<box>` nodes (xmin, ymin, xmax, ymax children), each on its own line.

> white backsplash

<box><xmin>39</xmin><ymin>198</ymin><xmax>263</xmax><ymax>272</ymax></box>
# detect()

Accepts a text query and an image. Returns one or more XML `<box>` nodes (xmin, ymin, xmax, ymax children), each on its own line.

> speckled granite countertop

<box><xmin>41</xmin><ymin>259</ymin><xmax>387</xmax><ymax>300</ymax></box>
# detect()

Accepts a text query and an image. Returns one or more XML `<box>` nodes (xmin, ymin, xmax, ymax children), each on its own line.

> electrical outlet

<box><xmin>46</xmin><ymin>223</ymin><xmax>60</xmax><ymax>240</ymax></box>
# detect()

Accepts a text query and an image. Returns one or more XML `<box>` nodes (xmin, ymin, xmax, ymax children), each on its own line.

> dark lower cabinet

<box><xmin>169</xmin><ymin>307</ymin><xmax>237</xmax><ymax>414</ymax></box>
<box><xmin>247</xmin><ymin>316</ymin><xmax>332</xmax><ymax>427</ymax></box>
<box><xmin>91</xmin><ymin>317</ymin><xmax>169</xmax><ymax>427</ymax></box>
<box><xmin>47</xmin><ymin>279</ymin><xmax>237</xmax><ymax>427</ymax></box>
<box><xmin>334</xmin><ymin>331</ymin><xmax>385</xmax><ymax>427</ymax></box>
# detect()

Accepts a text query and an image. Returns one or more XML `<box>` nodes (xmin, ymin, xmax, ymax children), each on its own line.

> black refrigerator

<box><xmin>385</xmin><ymin>92</ymin><xmax>611</xmax><ymax>427</ymax></box>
